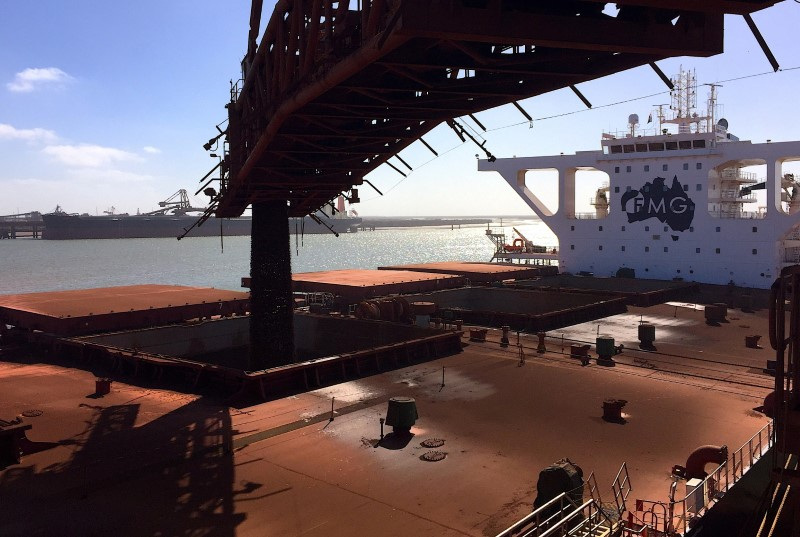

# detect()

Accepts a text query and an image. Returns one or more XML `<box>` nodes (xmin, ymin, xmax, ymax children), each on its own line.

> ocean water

<box><xmin>0</xmin><ymin>219</ymin><xmax>556</xmax><ymax>295</ymax></box>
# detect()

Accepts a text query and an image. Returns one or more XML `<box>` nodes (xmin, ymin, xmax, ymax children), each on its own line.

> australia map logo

<box><xmin>621</xmin><ymin>176</ymin><xmax>695</xmax><ymax>237</ymax></box>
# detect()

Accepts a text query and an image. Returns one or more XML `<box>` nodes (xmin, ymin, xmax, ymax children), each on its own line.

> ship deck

<box><xmin>0</xmin><ymin>285</ymin><xmax>249</xmax><ymax>336</ymax></box>
<box><xmin>243</xmin><ymin>269</ymin><xmax>467</xmax><ymax>303</ymax></box>
<box><xmin>0</xmin><ymin>301</ymin><xmax>773</xmax><ymax>536</ymax></box>
<box><xmin>377</xmin><ymin>262</ymin><xmax>555</xmax><ymax>282</ymax></box>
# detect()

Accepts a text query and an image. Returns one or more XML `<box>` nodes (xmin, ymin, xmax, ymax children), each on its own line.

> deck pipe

<box><xmin>249</xmin><ymin>200</ymin><xmax>294</xmax><ymax>370</ymax></box>
<box><xmin>684</xmin><ymin>445</ymin><xmax>728</xmax><ymax>479</ymax></box>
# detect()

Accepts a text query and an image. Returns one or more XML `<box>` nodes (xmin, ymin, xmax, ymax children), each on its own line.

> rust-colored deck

<box><xmin>0</xmin><ymin>285</ymin><xmax>249</xmax><ymax>336</ymax></box>
<box><xmin>378</xmin><ymin>262</ymin><xmax>556</xmax><ymax>283</ymax></box>
<box><xmin>243</xmin><ymin>269</ymin><xmax>466</xmax><ymax>303</ymax></box>
<box><xmin>0</xmin><ymin>302</ymin><xmax>774</xmax><ymax>537</ymax></box>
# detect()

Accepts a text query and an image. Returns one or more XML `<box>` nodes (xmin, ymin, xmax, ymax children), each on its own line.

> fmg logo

<box><xmin>620</xmin><ymin>176</ymin><xmax>695</xmax><ymax>233</ymax></box>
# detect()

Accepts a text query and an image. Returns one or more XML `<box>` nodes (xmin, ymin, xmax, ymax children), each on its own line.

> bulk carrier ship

<box><xmin>41</xmin><ymin>190</ymin><xmax>361</xmax><ymax>239</ymax></box>
<box><xmin>480</xmin><ymin>69</ymin><xmax>800</xmax><ymax>290</ymax></box>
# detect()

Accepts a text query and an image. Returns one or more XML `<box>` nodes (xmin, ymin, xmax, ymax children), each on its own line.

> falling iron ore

<box><xmin>421</xmin><ymin>438</ymin><xmax>445</xmax><ymax>448</ymax></box>
<box><xmin>22</xmin><ymin>409</ymin><xmax>43</xmax><ymax>417</ymax></box>
<box><xmin>422</xmin><ymin>450</ymin><xmax>447</xmax><ymax>462</ymax></box>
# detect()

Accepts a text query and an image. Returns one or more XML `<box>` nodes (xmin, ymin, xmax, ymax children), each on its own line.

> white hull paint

<box><xmin>480</xmin><ymin>136</ymin><xmax>800</xmax><ymax>289</ymax></box>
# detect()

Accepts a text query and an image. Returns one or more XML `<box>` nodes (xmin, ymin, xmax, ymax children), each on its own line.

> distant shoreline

<box><xmin>358</xmin><ymin>217</ymin><xmax>492</xmax><ymax>229</ymax></box>
<box><xmin>357</xmin><ymin>215</ymin><xmax>538</xmax><ymax>229</ymax></box>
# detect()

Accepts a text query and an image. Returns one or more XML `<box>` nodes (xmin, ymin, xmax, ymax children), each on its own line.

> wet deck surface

<box><xmin>379</xmin><ymin>261</ymin><xmax>548</xmax><ymax>282</ymax></box>
<box><xmin>0</xmin><ymin>302</ymin><xmax>773</xmax><ymax>536</ymax></box>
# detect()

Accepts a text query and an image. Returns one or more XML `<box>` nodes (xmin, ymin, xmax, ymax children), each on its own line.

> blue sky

<box><xmin>1</xmin><ymin>1</ymin><xmax>798</xmax><ymax>217</ymax></box>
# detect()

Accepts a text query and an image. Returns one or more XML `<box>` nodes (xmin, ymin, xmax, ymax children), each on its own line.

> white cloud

<box><xmin>0</xmin><ymin>123</ymin><xmax>57</xmax><ymax>144</ymax></box>
<box><xmin>7</xmin><ymin>67</ymin><xmax>73</xmax><ymax>93</ymax></box>
<box><xmin>65</xmin><ymin>167</ymin><xmax>154</xmax><ymax>184</ymax></box>
<box><xmin>142</xmin><ymin>146</ymin><xmax>161</xmax><ymax>154</ymax></box>
<box><xmin>43</xmin><ymin>144</ymin><xmax>140</xmax><ymax>168</ymax></box>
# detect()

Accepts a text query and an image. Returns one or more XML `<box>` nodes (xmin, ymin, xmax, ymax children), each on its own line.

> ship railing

<box><xmin>714</xmin><ymin>210</ymin><xmax>766</xmax><ymax>219</ymax></box>
<box><xmin>719</xmin><ymin>169</ymin><xmax>759</xmax><ymax>183</ymax></box>
<box><xmin>783</xmin><ymin>251</ymin><xmax>800</xmax><ymax>264</ymax></box>
<box><xmin>719</xmin><ymin>190</ymin><xmax>756</xmax><ymax>203</ymax></box>
<box><xmin>494</xmin><ymin>491</ymin><xmax>617</xmax><ymax>537</ymax></box>
<box><xmin>570</xmin><ymin>212</ymin><xmax>609</xmax><ymax>220</ymax></box>
<box><xmin>631</xmin><ymin>421</ymin><xmax>773</xmax><ymax>535</ymax></box>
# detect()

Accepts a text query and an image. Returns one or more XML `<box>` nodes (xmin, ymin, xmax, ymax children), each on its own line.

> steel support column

<box><xmin>249</xmin><ymin>200</ymin><xmax>294</xmax><ymax>370</ymax></box>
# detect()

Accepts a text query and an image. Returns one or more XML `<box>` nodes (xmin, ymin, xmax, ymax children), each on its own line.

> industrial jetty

<box><xmin>40</xmin><ymin>191</ymin><xmax>362</xmax><ymax>240</ymax></box>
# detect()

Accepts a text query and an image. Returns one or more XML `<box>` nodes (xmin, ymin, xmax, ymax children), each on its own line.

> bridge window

<box><xmin>649</xmin><ymin>143</ymin><xmax>665</xmax><ymax>151</ymax></box>
<box><xmin>610</xmin><ymin>145</ymin><xmax>623</xmax><ymax>154</ymax></box>
<box><xmin>693</xmin><ymin>140</ymin><xmax>706</xmax><ymax>149</ymax></box>
<box><xmin>679</xmin><ymin>141</ymin><xmax>692</xmax><ymax>150</ymax></box>
<box><xmin>666</xmin><ymin>141</ymin><xmax>678</xmax><ymax>150</ymax></box>
<box><xmin>623</xmin><ymin>144</ymin><xmax>635</xmax><ymax>153</ymax></box>
<box><xmin>635</xmin><ymin>143</ymin><xmax>648</xmax><ymax>152</ymax></box>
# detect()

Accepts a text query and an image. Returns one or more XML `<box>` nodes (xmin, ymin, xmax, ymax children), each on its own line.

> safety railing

<box><xmin>720</xmin><ymin>169</ymin><xmax>759</xmax><ymax>182</ymax></box>
<box><xmin>631</xmin><ymin>421</ymin><xmax>773</xmax><ymax>535</ymax></box>
<box><xmin>495</xmin><ymin>478</ymin><xmax>622</xmax><ymax>537</ymax></box>
<box><xmin>783</xmin><ymin>249</ymin><xmax>800</xmax><ymax>264</ymax></box>
<box><xmin>496</xmin><ymin>491</ymin><xmax>616</xmax><ymax>537</ymax></box>
<box><xmin>570</xmin><ymin>212</ymin><xmax>610</xmax><ymax>220</ymax></box>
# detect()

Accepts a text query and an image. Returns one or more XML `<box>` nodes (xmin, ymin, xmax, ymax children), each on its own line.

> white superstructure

<box><xmin>479</xmin><ymin>69</ymin><xmax>800</xmax><ymax>289</ymax></box>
